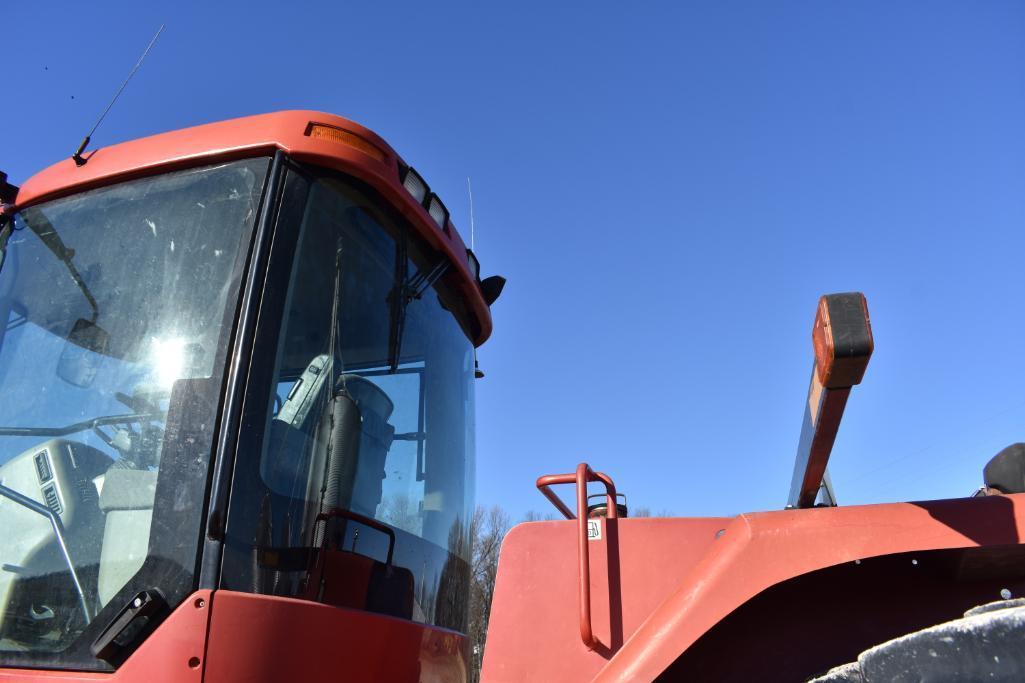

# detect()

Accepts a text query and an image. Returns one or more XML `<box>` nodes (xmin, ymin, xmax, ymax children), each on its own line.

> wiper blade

<box><xmin>406</xmin><ymin>260</ymin><xmax>448</xmax><ymax>301</ymax></box>
<box><xmin>387</xmin><ymin>258</ymin><xmax>449</xmax><ymax>372</ymax></box>
<box><xmin>0</xmin><ymin>212</ymin><xmax>102</xmax><ymax>328</ymax></box>
<box><xmin>31</xmin><ymin>219</ymin><xmax>99</xmax><ymax>323</ymax></box>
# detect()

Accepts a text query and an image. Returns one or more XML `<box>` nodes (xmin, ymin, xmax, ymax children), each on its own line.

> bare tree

<box><xmin>468</xmin><ymin>505</ymin><xmax>511</xmax><ymax>681</ymax></box>
<box><xmin>632</xmin><ymin>507</ymin><xmax>675</xmax><ymax>518</ymax></box>
<box><xmin>377</xmin><ymin>493</ymin><xmax>420</xmax><ymax>533</ymax></box>
<box><xmin>465</xmin><ymin>502</ymin><xmax>680</xmax><ymax>679</ymax></box>
<box><xmin>469</xmin><ymin>506</ymin><xmax>603</xmax><ymax>679</ymax></box>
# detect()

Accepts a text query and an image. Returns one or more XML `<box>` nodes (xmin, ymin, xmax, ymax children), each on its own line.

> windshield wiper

<box><xmin>1</xmin><ymin>214</ymin><xmax>102</xmax><ymax>334</ymax></box>
<box><xmin>0</xmin><ymin>412</ymin><xmax>162</xmax><ymax>437</ymax></box>
<box><xmin>387</xmin><ymin>257</ymin><xmax>449</xmax><ymax>373</ymax></box>
<box><xmin>30</xmin><ymin>217</ymin><xmax>99</xmax><ymax>323</ymax></box>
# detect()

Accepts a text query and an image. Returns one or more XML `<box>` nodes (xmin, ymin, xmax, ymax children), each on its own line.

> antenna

<box><xmin>467</xmin><ymin>176</ymin><xmax>476</xmax><ymax>250</ymax></box>
<box><xmin>72</xmin><ymin>24</ymin><xmax>165</xmax><ymax>167</ymax></box>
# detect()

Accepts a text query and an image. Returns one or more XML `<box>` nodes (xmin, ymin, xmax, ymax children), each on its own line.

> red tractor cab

<box><xmin>0</xmin><ymin>112</ymin><xmax>502</xmax><ymax>681</ymax></box>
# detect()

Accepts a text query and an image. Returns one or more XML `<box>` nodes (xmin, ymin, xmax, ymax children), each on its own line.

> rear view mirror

<box><xmin>58</xmin><ymin>319</ymin><xmax>110</xmax><ymax>388</ymax></box>
<box><xmin>480</xmin><ymin>275</ymin><xmax>506</xmax><ymax>306</ymax></box>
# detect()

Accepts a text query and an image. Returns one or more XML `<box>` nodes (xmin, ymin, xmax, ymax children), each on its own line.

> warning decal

<box><xmin>587</xmin><ymin>519</ymin><xmax>602</xmax><ymax>541</ymax></box>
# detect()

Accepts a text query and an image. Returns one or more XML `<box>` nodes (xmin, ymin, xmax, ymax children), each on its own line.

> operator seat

<box><xmin>96</xmin><ymin>468</ymin><xmax>157</xmax><ymax>606</ymax></box>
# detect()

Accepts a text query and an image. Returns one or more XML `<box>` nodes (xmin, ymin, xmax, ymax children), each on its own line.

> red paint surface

<box><xmin>483</xmin><ymin>516</ymin><xmax>728</xmax><ymax>682</ymax></box>
<box><xmin>13</xmin><ymin>110</ymin><xmax>491</xmax><ymax>346</ymax></box>
<box><xmin>0</xmin><ymin>590</ymin><xmax>211</xmax><ymax>682</ymax></box>
<box><xmin>482</xmin><ymin>494</ymin><xmax>1025</xmax><ymax>682</ymax></box>
<box><xmin>0</xmin><ymin>589</ymin><xmax>467</xmax><ymax>682</ymax></box>
<box><xmin>203</xmin><ymin>591</ymin><xmax>468</xmax><ymax>682</ymax></box>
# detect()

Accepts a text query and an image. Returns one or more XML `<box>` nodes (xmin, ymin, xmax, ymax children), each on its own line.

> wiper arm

<box><xmin>0</xmin><ymin>213</ymin><xmax>102</xmax><ymax>331</ymax></box>
<box><xmin>0</xmin><ymin>412</ymin><xmax>163</xmax><ymax>437</ymax></box>
<box><xmin>406</xmin><ymin>260</ymin><xmax>449</xmax><ymax>301</ymax></box>
<box><xmin>387</xmin><ymin>258</ymin><xmax>449</xmax><ymax>372</ymax></box>
<box><xmin>31</xmin><ymin>219</ymin><xmax>99</xmax><ymax>323</ymax></box>
<box><xmin>0</xmin><ymin>482</ymin><xmax>92</xmax><ymax>624</ymax></box>
<box><xmin>326</xmin><ymin>239</ymin><xmax>345</xmax><ymax>391</ymax></box>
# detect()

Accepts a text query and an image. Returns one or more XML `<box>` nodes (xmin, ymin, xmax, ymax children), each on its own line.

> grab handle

<box><xmin>535</xmin><ymin>463</ymin><xmax>617</xmax><ymax>649</ymax></box>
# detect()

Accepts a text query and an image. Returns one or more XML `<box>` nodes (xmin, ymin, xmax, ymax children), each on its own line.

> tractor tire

<box><xmin>810</xmin><ymin>599</ymin><xmax>1025</xmax><ymax>682</ymax></box>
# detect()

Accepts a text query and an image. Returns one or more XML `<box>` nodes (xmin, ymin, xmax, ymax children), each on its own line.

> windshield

<box><xmin>0</xmin><ymin>158</ymin><xmax>268</xmax><ymax>669</ymax></box>
<box><xmin>221</xmin><ymin>167</ymin><xmax>477</xmax><ymax>633</ymax></box>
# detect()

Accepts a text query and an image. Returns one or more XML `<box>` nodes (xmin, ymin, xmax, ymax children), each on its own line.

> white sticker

<box><xmin>587</xmin><ymin>518</ymin><xmax>602</xmax><ymax>541</ymax></box>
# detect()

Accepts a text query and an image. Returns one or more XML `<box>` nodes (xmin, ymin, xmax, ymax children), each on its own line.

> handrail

<box><xmin>535</xmin><ymin>463</ymin><xmax>617</xmax><ymax>650</ymax></box>
<box><xmin>315</xmin><ymin>508</ymin><xmax>396</xmax><ymax>566</ymax></box>
<box><xmin>306</xmin><ymin>508</ymin><xmax>398</xmax><ymax>605</ymax></box>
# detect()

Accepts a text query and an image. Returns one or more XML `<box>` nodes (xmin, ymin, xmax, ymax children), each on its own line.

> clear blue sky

<box><xmin>6</xmin><ymin>1</ymin><xmax>1024</xmax><ymax>519</ymax></box>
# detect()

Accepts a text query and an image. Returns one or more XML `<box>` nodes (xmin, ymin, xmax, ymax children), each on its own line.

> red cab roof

<box><xmin>15</xmin><ymin>110</ymin><xmax>492</xmax><ymax>344</ymax></box>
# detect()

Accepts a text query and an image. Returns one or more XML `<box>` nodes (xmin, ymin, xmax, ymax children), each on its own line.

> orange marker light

<box><xmin>812</xmin><ymin>292</ymin><xmax>874</xmax><ymax>389</ymax></box>
<box><xmin>305</xmin><ymin>123</ymin><xmax>386</xmax><ymax>162</ymax></box>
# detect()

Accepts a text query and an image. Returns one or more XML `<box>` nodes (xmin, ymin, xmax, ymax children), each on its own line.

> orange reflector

<box><xmin>305</xmin><ymin>123</ymin><xmax>386</xmax><ymax>162</ymax></box>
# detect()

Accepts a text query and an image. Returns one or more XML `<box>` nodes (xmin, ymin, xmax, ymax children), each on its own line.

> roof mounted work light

<box><xmin>427</xmin><ymin>194</ymin><xmax>449</xmax><ymax>231</ymax></box>
<box><xmin>466</xmin><ymin>249</ymin><xmax>481</xmax><ymax>280</ymax></box>
<box><xmin>401</xmin><ymin>166</ymin><xmax>429</xmax><ymax>204</ymax></box>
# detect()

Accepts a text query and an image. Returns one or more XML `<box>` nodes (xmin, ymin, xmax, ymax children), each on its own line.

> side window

<box><xmin>225</xmin><ymin>171</ymin><xmax>475</xmax><ymax>633</ymax></box>
<box><xmin>258</xmin><ymin>178</ymin><xmax>397</xmax><ymax>524</ymax></box>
